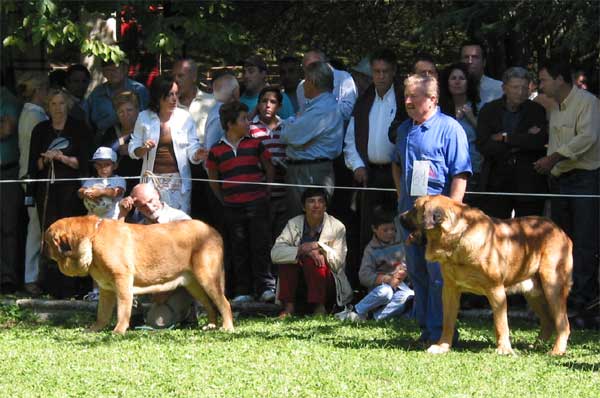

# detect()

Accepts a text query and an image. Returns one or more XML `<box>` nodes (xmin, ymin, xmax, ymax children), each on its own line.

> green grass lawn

<box><xmin>0</xmin><ymin>304</ymin><xmax>598</xmax><ymax>398</ymax></box>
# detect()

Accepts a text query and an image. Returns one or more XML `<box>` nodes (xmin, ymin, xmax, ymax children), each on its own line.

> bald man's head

<box><xmin>130</xmin><ymin>183</ymin><xmax>162</xmax><ymax>220</ymax></box>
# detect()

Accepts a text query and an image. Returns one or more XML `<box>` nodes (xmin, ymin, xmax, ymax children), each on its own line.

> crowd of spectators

<box><xmin>0</xmin><ymin>41</ymin><xmax>598</xmax><ymax>330</ymax></box>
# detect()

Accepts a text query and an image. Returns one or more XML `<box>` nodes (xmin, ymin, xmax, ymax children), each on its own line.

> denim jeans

<box><xmin>355</xmin><ymin>282</ymin><xmax>414</xmax><ymax>320</ymax></box>
<box><xmin>398</xmin><ymin>223</ymin><xmax>444</xmax><ymax>341</ymax></box>
<box><xmin>550</xmin><ymin>168</ymin><xmax>600</xmax><ymax>310</ymax></box>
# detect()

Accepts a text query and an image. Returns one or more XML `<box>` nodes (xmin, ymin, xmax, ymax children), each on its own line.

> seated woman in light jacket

<box><xmin>128</xmin><ymin>75</ymin><xmax>205</xmax><ymax>214</ymax></box>
<box><xmin>271</xmin><ymin>188</ymin><xmax>353</xmax><ymax>317</ymax></box>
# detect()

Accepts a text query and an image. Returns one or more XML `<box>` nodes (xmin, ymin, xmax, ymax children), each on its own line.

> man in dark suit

<box><xmin>476</xmin><ymin>66</ymin><xmax>548</xmax><ymax>218</ymax></box>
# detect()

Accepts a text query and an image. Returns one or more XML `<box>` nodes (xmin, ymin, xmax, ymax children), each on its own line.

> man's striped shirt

<box><xmin>206</xmin><ymin>135</ymin><xmax>272</xmax><ymax>206</ymax></box>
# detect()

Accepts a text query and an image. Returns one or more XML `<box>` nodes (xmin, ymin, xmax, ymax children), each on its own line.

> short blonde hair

<box><xmin>45</xmin><ymin>88</ymin><xmax>74</xmax><ymax>112</ymax></box>
<box><xmin>404</xmin><ymin>74</ymin><xmax>439</xmax><ymax>104</ymax></box>
<box><xmin>16</xmin><ymin>72</ymin><xmax>48</xmax><ymax>102</ymax></box>
<box><xmin>112</xmin><ymin>91</ymin><xmax>139</xmax><ymax>111</ymax></box>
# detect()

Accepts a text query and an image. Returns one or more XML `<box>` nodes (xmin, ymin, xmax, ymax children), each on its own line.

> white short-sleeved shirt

<box><xmin>81</xmin><ymin>175</ymin><xmax>127</xmax><ymax>219</ymax></box>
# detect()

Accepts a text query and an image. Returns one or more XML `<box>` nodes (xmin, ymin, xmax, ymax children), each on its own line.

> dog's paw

<box><xmin>549</xmin><ymin>346</ymin><xmax>567</xmax><ymax>356</ymax></box>
<box><xmin>202</xmin><ymin>323</ymin><xmax>217</xmax><ymax>331</ymax></box>
<box><xmin>220</xmin><ymin>321</ymin><xmax>234</xmax><ymax>332</ymax></box>
<box><xmin>427</xmin><ymin>343</ymin><xmax>450</xmax><ymax>354</ymax></box>
<box><xmin>85</xmin><ymin>323</ymin><xmax>105</xmax><ymax>333</ymax></box>
<box><xmin>495</xmin><ymin>345</ymin><xmax>516</xmax><ymax>355</ymax></box>
<box><xmin>112</xmin><ymin>324</ymin><xmax>128</xmax><ymax>334</ymax></box>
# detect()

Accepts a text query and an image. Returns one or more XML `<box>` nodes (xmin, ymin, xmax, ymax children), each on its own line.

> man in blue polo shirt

<box><xmin>87</xmin><ymin>60</ymin><xmax>149</xmax><ymax>143</ymax></box>
<box><xmin>392</xmin><ymin>74</ymin><xmax>471</xmax><ymax>345</ymax></box>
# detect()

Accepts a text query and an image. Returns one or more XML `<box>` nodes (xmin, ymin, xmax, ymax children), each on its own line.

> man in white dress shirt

<box><xmin>172</xmin><ymin>58</ymin><xmax>216</xmax><ymax>223</ymax></box>
<box><xmin>460</xmin><ymin>41</ymin><xmax>503</xmax><ymax>110</ymax></box>
<box><xmin>343</xmin><ymin>48</ymin><xmax>407</xmax><ymax>252</ymax></box>
<box><xmin>173</xmin><ymin>58</ymin><xmax>216</xmax><ymax>144</ymax></box>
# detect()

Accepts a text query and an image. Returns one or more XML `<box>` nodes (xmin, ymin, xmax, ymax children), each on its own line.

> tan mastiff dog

<box><xmin>400</xmin><ymin>195</ymin><xmax>572</xmax><ymax>355</ymax></box>
<box><xmin>45</xmin><ymin>215</ymin><xmax>234</xmax><ymax>333</ymax></box>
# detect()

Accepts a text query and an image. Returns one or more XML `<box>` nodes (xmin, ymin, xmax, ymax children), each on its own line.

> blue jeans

<box><xmin>355</xmin><ymin>283</ymin><xmax>414</xmax><ymax>320</ymax></box>
<box><xmin>551</xmin><ymin>168</ymin><xmax>600</xmax><ymax>310</ymax></box>
<box><xmin>399</xmin><ymin>223</ymin><xmax>444</xmax><ymax>341</ymax></box>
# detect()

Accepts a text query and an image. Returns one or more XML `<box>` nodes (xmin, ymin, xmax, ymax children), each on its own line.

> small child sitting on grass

<box><xmin>337</xmin><ymin>206</ymin><xmax>414</xmax><ymax>321</ymax></box>
<box><xmin>78</xmin><ymin>146</ymin><xmax>126</xmax><ymax>301</ymax></box>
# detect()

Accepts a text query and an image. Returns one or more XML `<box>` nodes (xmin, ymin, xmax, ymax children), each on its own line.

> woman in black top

<box><xmin>28</xmin><ymin>88</ymin><xmax>91</xmax><ymax>298</ymax></box>
<box><xmin>100</xmin><ymin>90</ymin><xmax>142</xmax><ymax>194</ymax></box>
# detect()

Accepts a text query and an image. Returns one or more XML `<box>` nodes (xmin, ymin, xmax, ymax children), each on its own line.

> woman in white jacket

<box><xmin>129</xmin><ymin>75</ymin><xmax>205</xmax><ymax>214</ymax></box>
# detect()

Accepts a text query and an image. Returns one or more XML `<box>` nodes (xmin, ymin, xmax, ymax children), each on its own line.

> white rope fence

<box><xmin>1</xmin><ymin>175</ymin><xmax>599</xmax><ymax>199</ymax></box>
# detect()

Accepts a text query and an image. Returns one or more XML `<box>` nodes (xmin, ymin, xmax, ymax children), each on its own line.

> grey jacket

<box><xmin>358</xmin><ymin>237</ymin><xmax>406</xmax><ymax>291</ymax></box>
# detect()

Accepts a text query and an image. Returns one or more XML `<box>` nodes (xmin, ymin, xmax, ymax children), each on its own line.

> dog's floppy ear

<box><xmin>423</xmin><ymin>206</ymin><xmax>444</xmax><ymax>230</ymax></box>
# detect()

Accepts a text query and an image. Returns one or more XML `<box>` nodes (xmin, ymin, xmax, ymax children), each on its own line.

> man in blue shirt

<box><xmin>279</xmin><ymin>61</ymin><xmax>344</xmax><ymax>218</ymax></box>
<box><xmin>296</xmin><ymin>50</ymin><xmax>358</xmax><ymax>121</ymax></box>
<box><xmin>392</xmin><ymin>74</ymin><xmax>471</xmax><ymax>344</ymax></box>
<box><xmin>87</xmin><ymin>60</ymin><xmax>149</xmax><ymax>143</ymax></box>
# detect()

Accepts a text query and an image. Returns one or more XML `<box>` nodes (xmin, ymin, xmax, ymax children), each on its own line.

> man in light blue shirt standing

<box><xmin>296</xmin><ymin>50</ymin><xmax>357</xmax><ymax>121</ymax></box>
<box><xmin>203</xmin><ymin>72</ymin><xmax>240</xmax><ymax>152</ymax></box>
<box><xmin>392</xmin><ymin>74</ymin><xmax>471</xmax><ymax>346</ymax></box>
<box><xmin>279</xmin><ymin>61</ymin><xmax>344</xmax><ymax>218</ymax></box>
<box><xmin>87</xmin><ymin>60</ymin><xmax>149</xmax><ymax>143</ymax></box>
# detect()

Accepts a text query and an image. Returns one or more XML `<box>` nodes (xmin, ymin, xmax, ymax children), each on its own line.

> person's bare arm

<box><xmin>449</xmin><ymin>172</ymin><xmax>469</xmax><ymax>202</ymax></box>
<box><xmin>117</xmin><ymin>196</ymin><xmax>134</xmax><ymax>221</ymax></box>
<box><xmin>391</xmin><ymin>162</ymin><xmax>402</xmax><ymax>199</ymax></box>
<box><xmin>207</xmin><ymin>168</ymin><xmax>223</xmax><ymax>203</ymax></box>
<box><xmin>260</xmin><ymin>154</ymin><xmax>275</xmax><ymax>197</ymax></box>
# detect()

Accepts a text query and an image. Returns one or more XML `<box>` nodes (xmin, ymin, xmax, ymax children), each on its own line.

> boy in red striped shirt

<box><xmin>249</xmin><ymin>86</ymin><xmax>288</xmax><ymax>239</ymax></box>
<box><xmin>206</xmin><ymin>101</ymin><xmax>276</xmax><ymax>304</ymax></box>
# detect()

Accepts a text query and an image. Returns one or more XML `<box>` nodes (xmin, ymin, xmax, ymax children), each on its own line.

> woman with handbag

<box><xmin>28</xmin><ymin>88</ymin><xmax>92</xmax><ymax>298</ymax></box>
<box><xmin>128</xmin><ymin>75</ymin><xmax>204</xmax><ymax>214</ymax></box>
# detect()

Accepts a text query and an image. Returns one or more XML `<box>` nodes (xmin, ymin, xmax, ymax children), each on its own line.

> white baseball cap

<box><xmin>92</xmin><ymin>146</ymin><xmax>117</xmax><ymax>163</ymax></box>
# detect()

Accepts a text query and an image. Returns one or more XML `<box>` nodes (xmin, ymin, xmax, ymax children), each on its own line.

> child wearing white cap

<box><xmin>78</xmin><ymin>147</ymin><xmax>127</xmax><ymax>301</ymax></box>
<box><xmin>78</xmin><ymin>146</ymin><xmax>126</xmax><ymax>220</ymax></box>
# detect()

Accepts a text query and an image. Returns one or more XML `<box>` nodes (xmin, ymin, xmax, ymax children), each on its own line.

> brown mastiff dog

<box><xmin>45</xmin><ymin>215</ymin><xmax>234</xmax><ymax>333</ymax></box>
<box><xmin>400</xmin><ymin>195</ymin><xmax>572</xmax><ymax>355</ymax></box>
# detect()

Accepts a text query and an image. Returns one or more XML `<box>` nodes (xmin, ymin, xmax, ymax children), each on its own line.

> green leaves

<box><xmin>81</xmin><ymin>38</ymin><xmax>126</xmax><ymax>64</ymax></box>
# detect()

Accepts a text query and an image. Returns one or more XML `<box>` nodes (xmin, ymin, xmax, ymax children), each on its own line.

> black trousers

<box><xmin>0</xmin><ymin>165</ymin><xmax>23</xmax><ymax>288</ymax></box>
<box><xmin>223</xmin><ymin>201</ymin><xmax>275</xmax><ymax>297</ymax></box>
<box><xmin>358</xmin><ymin>164</ymin><xmax>397</xmax><ymax>251</ymax></box>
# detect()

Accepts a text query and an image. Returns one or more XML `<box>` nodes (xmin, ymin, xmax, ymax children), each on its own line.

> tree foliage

<box><xmin>2</xmin><ymin>0</ymin><xmax>599</xmax><ymax>84</ymax></box>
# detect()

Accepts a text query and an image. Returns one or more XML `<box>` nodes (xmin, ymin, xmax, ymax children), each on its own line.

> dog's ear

<box><xmin>423</xmin><ymin>206</ymin><xmax>444</xmax><ymax>230</ymax></box>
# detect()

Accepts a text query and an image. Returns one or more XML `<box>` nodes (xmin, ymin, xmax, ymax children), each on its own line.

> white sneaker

<box><xmin>346</xmin><ymin>310</ymin><xmax>366</xmax><ymax>322</ymax></box>
<box><xmin>259</xmin><ymin>290</ymin><xmax>276</xmax><ymax>303</ymax></box>
<box><xmin>335</xmin><ymin>306</ymin><xmax>353</xmax><ymax>321</ymax></box>
<box><xmin>231</xmin><ymin>295</ymin><xmax>254</xmax><ymax>304</ymax></box>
